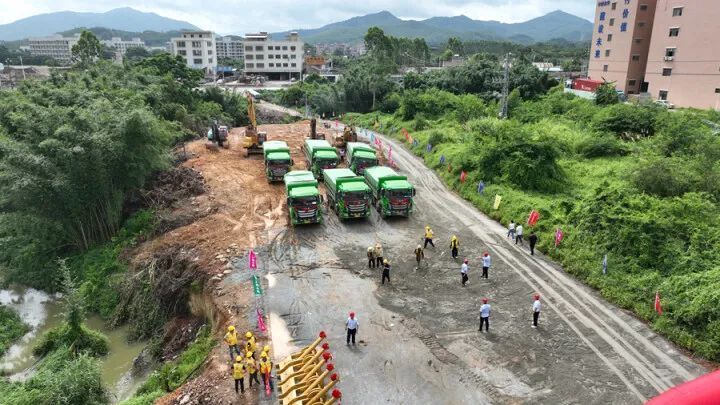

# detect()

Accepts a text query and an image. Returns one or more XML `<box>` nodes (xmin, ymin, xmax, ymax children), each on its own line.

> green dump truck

<box><xmin>322</xmin><ymin>168</ymin><xmax>372</xmax><ymax>219</ymax></box>
<box><xmin>364</xmin><ymin>166</ymin><xmax>416</xmax><ymax>218</ymax></box>
<box><xmin>346</xmin><ymin>142</ymin><xmax>379</xmax><ymax>175</ymax></box>
<box><xmin>284</xmin><ymin>171</ymin><xmax>323</xmax><ymax>225</ymax></box>
<box><xmin>263</xmin><ymin>141</ymin><xmax>293</xmax><ymax>182</ymax></box>
<box><xmin>302</xmin><ymin>139</ymin><xmax>339</xmax><ymax>179</ymax></box>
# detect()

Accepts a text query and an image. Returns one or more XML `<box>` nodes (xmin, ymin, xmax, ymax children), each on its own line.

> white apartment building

<box><xmin>28</xmin><ymin>34</ymin><xmax>80</xmax><ymax>65</ymax></box>
<box><xmin>102</xmin><ymin>37</ymin><xmax>145</xmax><ymax>56</ymax></box>
<box><xmin>171</xmin><ymin>31</ymin><xmax>217</xmax><ymax>75</ymax></box>
<box><xmin>243</xmin><ymin>32</ymin><xmax>304</xmax><ymax>80</ymax></box>
<box><xmin>216</xmin><ymin>36</ymin><xmax>245</xmax><ymax>60</ymax></box>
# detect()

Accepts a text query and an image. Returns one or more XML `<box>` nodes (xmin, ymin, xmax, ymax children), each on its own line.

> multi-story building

<box><xmin>101</xmin><ymin>37</ymin><xmax>145</xmax><ymax>56</ymax></box>
<box><xmin>28</xmin><ymin>34</ymin><xmax>80</xmax><ymax>64</ymax></box>
<box><xmin>216</xmin><ymin>36</ymin><xmax>245</xmax><ymax>60</ymax></box>
<box><xmin>171</xmin><ymin>31</ymin><xmax>216</xmax><ymax>75</ymax></box>
<box><xmin>588</xmin><ymin>0</ymin><xmax>658</xmax><ymax>95</ymax></box>
<box><xmin>243</xmin><ymin>32</ymin><xmax>304</xmax><ymax>80</ymax></box>
<box><xmin>645</xmin><ymin>0</ymin><xmax>720</xmax><ymax>109</ymax></box>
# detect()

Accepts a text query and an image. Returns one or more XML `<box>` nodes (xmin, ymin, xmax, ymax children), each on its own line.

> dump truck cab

<box><xmin>346</xmin><ymin>142</ymin><xmax>378</xmax><ymax>175</ymax></box>
<box><xmin>303</xmin><ymin>139</ymin><xmax>339</xmax><ymax>179</ymax></box>
<box><xmin>263</xmin><ymin>141</ymin><xmax>293</xmax><ymax>182</ymax></box>
<box><xmin>284</xmin><ymin>171</ymin><xmax>323</xmax><ymax>225</ymax></box>
<box><xmin>363</xmin><ymin>166</ymin><xmax>416</xmax><ymax>218</ymax></box>
<box><xmin>323</xmin><ymin>168</ymin><xmax>372</xmax><ymax>219</ymax></box>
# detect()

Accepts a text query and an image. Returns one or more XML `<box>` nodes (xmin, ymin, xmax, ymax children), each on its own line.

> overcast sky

<box><xmin>0</xmin><ymin>0</ymin><xmax>595</xmax><ymax>34</ymax></box>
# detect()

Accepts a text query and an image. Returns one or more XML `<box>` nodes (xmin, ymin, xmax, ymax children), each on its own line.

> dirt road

<box><xmin>255</xmin><ymin>103</ymin><xmax>706</xmax><ymax>404</ymax></box>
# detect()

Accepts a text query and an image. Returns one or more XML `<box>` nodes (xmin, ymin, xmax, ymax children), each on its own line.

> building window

<box><xmin>178</xmin><ymin>50</ymin><xmax>186</xmax><ymax>56</ymax></box>
<box><xmin>245</xmin><ymin>54</ymin><xmax>254</xmax><ymax>60</ymax></box>
<box><xmin>599</xmin><ymin>11</ymin><xmax>606</xmax><ymax>21</ymax></box>
<box><xmin>634</xmin><ymin>38</ymin><xmax>642</xmax><ymax>44</ymax></box>
<box><xmin>256</xmin><ymin>55</ymin><xmax>264</xmax><ymax>60</ymax></box>
<box><xmin>662</xmin><ymin>68</ymin><xmax>672</xmax><ymax>76</ymax></box>
<box><xmin>192</xmin><ymin>41</ymin><xmax>201</xmax><ymax>47</ymax></box>
<box><xmin>208</xmin><ymin>58</ymin><xmax>213</xmax><ymax>63</ymax></box>
<box><xmin>290</xmin><ymin>46</ymin><xmax>296</xmax><ymax>51</ymax></box>
<box><xmin>177</xmin><ymin>41</ymin><xmax>186</xmax><ymax>47</ymax></box>
<box><xmin>605</xmin><ymin>49</ymin><xmax>611</xmax><ymax>57</ymax></box>
<box><xmin>246</xmin><ymin>63</ymin><xmax>254</xmax><ymax>68</ymax></box>
<box><xmin>193</xmin><ymin>58</ymin><xmax>202</xmax><ymax>64</ymax></box>
<box><xmin>659</xmin><ymin>90</ymin><xmax>668</xmax><ymax>100</ymax></box>
<box><xmin>245</xmin><ymin>46</ymin><xmax>252</xmax><ymax>51</ymax></box>
<box><xmin>632</xmin><ymin>54</ymin><xmax>640</xmax><ymax>61</ymax></box>
<box><xmin>193</xmin><ymin>50</ymin><xmax>202</xmax><ymax>56</ymax></box>
<box><xmin>268</xmin><ymin>54</ymin><xmax>274</xmax><ymax>59</ymax></box>
<box><xmin>276</xmin><ymin>54</ymin><xmax>281</xmax><ymax>58</ymax></box>
<box><xmin>603</xmin><ymin>64</ymin><xmax>609</xmax><ymax>72</ymax></box>
<box><xmin>672</xmin><ymin>7</ymin><xmax>683</xmax><ymax>17</ymax></box>
<box><xmin>282</xmin><ymin>46</ymin><xmax>288</xmax><ymax>50</ymax></box>
<box><xmin>665</xmin><ymin>48</ymin><xmax>676</xmax><ymax>58</ymax></box>
<box><xmin>621</xmin><ymin>22</ymin><xmax>628</xmax><ymax>32</ymax></box>
<box><xmin>208</xmin><ymin>50</ymin><xmax>213</xmax><ymax>55</ymax></box>
<box><xmin>640</xmin><ymin>4</ymin><xmax>648</xmax><ymax>11</ymax></box>
<box><xmin>598</xmin><ymin>24</ymin><xmax>604</xmax><ymax>33</ymax></box>
<box><xmin>291</xmin><ymin>63</ymin><xmax>296</xmax><ymax>67</ymax></box>
<box><xmin>628</xmin><ymin>79</ymin><xmax>637</xmax><ymax>86</ymax></box>
<box><xmin>276</xmin><ymin>46</ymin><xmax>281</xmax><ymax>50</ymax></box>
<box><xmin>715</xmin><ymin>88</ymin><xmax>720</xmax><ymax>94</ymax></box>
<box><xmin>291</xmin><ymin>54</ymin><xmax>297</xmax><ymax>59</ymax></box>
<box><xmin>607</xmin><ymin>34</ymin><xmax>613</xmax><ymax>42</ymax></box>
<box><xmin>609</xmin><ymin>18</ymin><xmax>615</xmax><ymax>27</ymax></box>
<box><xmin>669</xmin><ymin>28</ymin><xmax>680</xmax><ymax>37</ymax></box>
<box><xmin>595</xmin><ymin>50</ymin><xmax>601</xmax><ymax>58</ymax></box>
<box><xmin>257</xmin><ymin>63</ymin><xmax>264</xmax><ymax>68</ymax></box>
<box><xmin>283</xmin><ymin>54</ymin><xmax>289</xmax><ymax>59</ymax></box>
<box><xmin>283</xmin><ymin>63</ymin><xmax>288</xmax><ymax>67</ymax></box>
<box><xmin>269</xmin><ymin>63</ymin><xmax>274</xmax><ymax>67</ymax></box>
<box><xmin>611</xmin><ymin>2</ymin><xmax>617</xmax><ymax>10</ymax></box>
<box><xmin>198</xmin><ymin>34</ymin><xmax>203</xmax><ymax>38</ymax></box>
<box><xmin>255</xmin><ymin>46</ymin><xmax>263</xmax><ymax>51</ymax></box>
<box><xmin>207</xmin><ymin>41</ymin><xmax>212</xmax><ymax>46</ymax></box>
<box><xmin>637</xmin><ymin>22</ymin><xmax>646</xmax><ymax>28</ymax></box>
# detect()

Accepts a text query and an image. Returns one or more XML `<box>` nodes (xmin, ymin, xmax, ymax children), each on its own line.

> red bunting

<box><xmin>654</xmin><ymin>292</ymin><xmax>663</xmax><ymax>315</ymax></box>
<box><xmin>528</xmin><ymin>210</ymin><xmax>540</xmax><ymax>226</ymax></box>
<box><xmin>460</xmin><ymin>171</ymin><xmax>467</xmax><ymax>182</ymax></box>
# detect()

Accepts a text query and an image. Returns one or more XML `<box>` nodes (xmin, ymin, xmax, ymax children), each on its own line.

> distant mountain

<box><xmin>0</xmin><ymin>7</ymin><xmax>198</xmax><ymax>41</ymax></box>
<box><xmin>271</xmin><ymin>10</ymin><xmax>592</xmax><ymax>45</ymax></box>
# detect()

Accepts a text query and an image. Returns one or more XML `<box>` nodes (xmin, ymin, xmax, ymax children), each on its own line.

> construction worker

<box><xmin>262</xmin><ymin>345</ymin><xmax>271</xmax><ymax>359</ymax></box>
<box><xmin>424</xmin><ymin>226</ymin><xmax>435</xmax><ymax>248</ymax></box>
<box><xmin>479</xmin><ymin>298</ymin><xmax>491</xmax><ymax>332</ymax></box>
<box><xmin>482</xmin><ymin>252</ymin><xmax>491</xmax><ymax>279</ymax></box>
<box><xmin>245</xmin><ymin>351</ymin><xmax>260</xmax><ymax>387</ymax></box>
<box><xmin>450</xmin><ymin>235</ymin><xmax>459</xmax><ymax>260</ymax></box>
<box><xmin>212</xmin><ymin>120</ymin><xmax>224</xmax><ymax>148</ymax></box>
<box><xmin>528</xmin><ymin>231</ymin><xmax>538</xmax><ymax>255</ymax></box>
<box><xmin>532</xmin><ymin>295</ymin><xmax>542</xmax><ymax>328</ymax></box>
<box><xmin>232</xmin><ymin>355</ymin><xmax>246</xmax><ymax>394</ymax></box>
<box><xmin>367</xmin><ymin>246</ymin><xmax>376</xmax><ymax>269</ymax></box>
<box><xmin>516</xmin><ymin>224</ymin><xmax>524</xmax><ymax>245</ymax></box>
<box><xmin>375</xmin><ymin>242</ymin><xmax>384</xmax><ymax>268</ymax></box>
<box><xmin>259</xmin><ymin>352</ymin><xmax>273</xmax><ymax>389</ymax></box>
<box><xmin>224</xmin><ymin>326</ymin><xmax>241</xmax><ymax>362</ymax></box>
<box><xmin>346</xmin><ymin>312</ymin><xmax>359</xmax><ymax>345</ymax></box>
<box><xmin>245</xmin><ymin>331</ymin><xmax>257</xmax><ymax>358</ymax></box>
<box><xmin>382</xmin><ymin>259</ymin><xmax>391</xmax><ymax>285</ymax></box>
<box><xmin>461</xmin><ymin>259</ymin><xmax>469</xmax><ymax>286</ymax></box>
<box><xmin>414</xmin><ymin>245</ymin><xmax>424</xmax><ymax>269</ymax></box>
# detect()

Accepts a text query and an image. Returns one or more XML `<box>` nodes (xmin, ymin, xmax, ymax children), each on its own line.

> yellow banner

<box><xmin>493</xmin><ymin>194</ymin><xmax>502</xmax><ymax>210</ymax></box>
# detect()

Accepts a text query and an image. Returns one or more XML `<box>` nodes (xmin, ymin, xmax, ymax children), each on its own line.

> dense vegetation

<box><xmin>0</xmin><ymin>305</ymin><xmax>28</xmax><ymax>356</ymax></box>
<box><xmin>344</xmin><ymin>87</ymin><xmax>720</xmax><ymax>360</ymax></box>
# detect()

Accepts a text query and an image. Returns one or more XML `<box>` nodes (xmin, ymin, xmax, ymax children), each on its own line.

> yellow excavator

<box><xmin>242</xmin><ymin>94</ymin><xmax>267</xmax><ymax>157</ymax></box>
<box><xmin>334</xmin><ymin>125</ymin><xmax>357</xmax><ymax>160</ymax></box>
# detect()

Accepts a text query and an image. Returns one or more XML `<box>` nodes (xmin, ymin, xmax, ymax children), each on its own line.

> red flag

<box><xmin>654</xmin><ymin>292</ymin><xmax>663</xmax><ymax>315</ymax></box>
<box><xmin>528</xmin><ymin>210</ymin><xmax>540</xmax><ymax>226</ymax></box>
<box><xmin>388</xmin><ymin>146</ymin><xmax>392</xmax><ymax>160</ymax></box>
<box><xmin>249</xmin><ymin>250</ymin><xmax>257</xmax><ymax>270</ymax></box>
<box><xmin>554</xmin><ymin>228</ymin><xmax>564</xmax><ymax>247</ymax></box>
<box><xmin>402</xmin><ymin>128</ymin><xmax>409</xmax><ymax>141</ymax></box>
<box><xmin>460</xmin><ymin>171</ymin><xmax>467</xmax><ymax>182</ymax></box>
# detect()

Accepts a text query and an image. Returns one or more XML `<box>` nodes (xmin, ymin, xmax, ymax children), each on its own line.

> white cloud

<box><xmin>0</xmin><ymin>0</ymin><xmax>595</xmax><ymax>34</ymax></box>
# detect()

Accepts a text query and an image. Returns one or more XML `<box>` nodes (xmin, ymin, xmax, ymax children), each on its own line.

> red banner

<box><xmin>460</xmin><ymin>171</ymin><xmax>467</xmax><ymax>182</ymax></box>
<box><xmin>257</xmin><ymin>308</ymin><xmax>267</xmax><ymax>332</ymax></box>
<box><xmin>528</xmin><ymin>210</ymin><xmax>540</xmax><ymax>226</ymax></box>
<box><xmin>654</xmin><ymin>292</ymin><xmax>663</xmax><ymax>315</ymax></box>
<box><xmin>249</xmin><ymin>250</ymin><xmax>257</xmax><ymax>270</ymax></box>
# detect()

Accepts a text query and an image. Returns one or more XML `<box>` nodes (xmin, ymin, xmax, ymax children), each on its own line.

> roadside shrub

<box><xmin>632</xmin><ymin>158</ymin><xmax>694</xmax><ymax>197</ymax></box>
<box><xmin>33</xmin><ymin>323</ymin><xmax>109</xmax><ymax>357</ymax></box>
<box><xmin>479</xmin><ymin>138</ymin><xmax>566</xmax><ymax>192</ymax></box>
<box><xmin>379</xmin><ymin>92</ymin><xmax>401</xmax><ymax>113</ymax></box>
<box><xmin>427</xmin><ymin>130</ymin><xmax>446</xmax><ymax>146</ymax></box>
<box><xmin>0</xmin><ymin>305</ymin><xmax>29</xmax><ymax>356</ymax></box>
<box><xmin>576</xmin><ymin>135</ymin><xmax>629</xmax><ymax>158</ymax></box>
<box><xmin>594</xmin><ymin>102</ymin><xmax>664</xmax><ymax>139</ymax></box>
<box><xmin>413</xmin><ymin>114</ymin><xmax>429</xmax><ymax>131</ymax></box>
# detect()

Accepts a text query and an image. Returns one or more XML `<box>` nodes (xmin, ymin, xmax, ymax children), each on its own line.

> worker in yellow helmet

<box><xmin>424</xmin><ymin>226</ymin><xmax>435</xmax><ymax>248</ymax></box>
<box><xmin>262</xmin><ymin>345</ymin><xmax>271</xmax><ymax>358</ymax></box>
<box><xmin>245</xmin><ymin>351</ymin><xmax>260</xmax><ymax>387</ymax></box>
<box><xmin>245</xmin><ymin>331</ymin><xmax>257</xmax><ymax>358</ymax></box>
<box><xmin>450</xmin><ymin>235</ymin><xmax>459</xmax><ymax>260</ymax></box>
<box><xmin>259</xmin><ymin>351</ymin><xmax>274</xmax><ymax>389</ymax></box>
<box><xmin>224</xmin><ymin>326</ymin><xmax>240</xmax><ymax>362</ymax></box>
<box><xmin>232</xmin><ymin>355</ymin><xmax>246</xmax><ymax>394</ymax></box>
<box><xmin>382</xmin><ymin>259</ymin><xmax>391</xmax><ymax>285</ymax></box>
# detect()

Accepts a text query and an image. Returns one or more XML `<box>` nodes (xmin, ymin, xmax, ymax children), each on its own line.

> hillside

<box><xmin>271</xmin><ymin>10</ymin><xmax>592</xmax><ymax>45</ymax></box>
<box><xmin>0</xmin><ymin>7</ymin><xmax>198</xmax><ymax>41</ymax></box>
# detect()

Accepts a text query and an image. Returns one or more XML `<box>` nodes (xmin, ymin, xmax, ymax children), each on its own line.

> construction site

<box><xmin>115</xmin><ymin>98</ymin><xmax>708</xmax><ymax>405</ymax></box>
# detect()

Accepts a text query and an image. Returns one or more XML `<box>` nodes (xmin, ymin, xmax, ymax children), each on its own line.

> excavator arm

<box><xmin>246</xmin><ymin>94</ymin><xmax>257</xmax><ymax>130</ymax></box>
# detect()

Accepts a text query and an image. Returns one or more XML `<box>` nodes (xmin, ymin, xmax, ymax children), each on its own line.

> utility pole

<box><xmin>499</xmin><ymin>52</ymin><xmax>511</xmax><ymax>119</ymax></box>
<box><xmin>20</xmin><ymin>56</ymin><xmax>26</xmax><ymax>80</ymax></box>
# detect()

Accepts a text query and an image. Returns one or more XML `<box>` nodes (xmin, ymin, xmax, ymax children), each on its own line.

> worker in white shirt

<box><xmin>516</xmin><ymin>224</ymin><xmax>524</xmax><ymax>245</ymax></box>
<box><xmin>346</xmin><ymin>312</ymin><xmax>359</xmax><ymax>345</ymax></box>
<box><xmin>482</xmin><ymin>252</ymin><xmax>491</xmax><ymax>279</ymax></box>
<box><xmin>479</xmin><ymin>298</ymin><xmax>491</xmax><ymax>332</ymax></box>
<box><xmin>507</xmin><ymin>220</ymin><xmax>516</xmax><ymax>240</ymax></box>
<box><xmin>532</xmin><ymin>295</ymin><xmax>542</xmax><ymax>328</ymax></box>
<box><xmin>461</xmin><ymin>259</ymin><xmax>469</xmax><ymax>286</ymax></box>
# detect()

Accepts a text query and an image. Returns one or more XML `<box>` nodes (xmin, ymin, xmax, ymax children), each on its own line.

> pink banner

<box><xmin>249</xmin><ymin>250</ymin><xmax>257</xmax><ymax>270</ymax></box>
<box><xmin>388</xmin><ymin>146</ymin><xmax>392</xmax><ymax>159</ymax></box>
<box><xmin>554</xmin><ymin>228</ymin><xmax>564</xmax><ymax>247</ymax></box>
<box><xmin>257</xmin><ymin>308</ymin><xmax>267</xmax><ymax>332</ymax></box>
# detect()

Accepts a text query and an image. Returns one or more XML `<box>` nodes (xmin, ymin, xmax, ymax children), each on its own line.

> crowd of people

<box><xmin>224</xmin><ymin>326</ymin><xmax>273</xmax><ymax>395</ymax></box>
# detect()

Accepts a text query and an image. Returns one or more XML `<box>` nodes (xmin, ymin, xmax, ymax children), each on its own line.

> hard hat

<box><xmin>452</xmin><ymin>235</ymin><xmax>457</xmax><ymax>240</ymax></box>
<box><xmin>464</xmin><ymin>259</ymin><xmax>469</xmax><ymax>263</ymax></box>
<box><xmin>383</xmin><ymin>259</ymin><xmax>388</xmax><ymax>264</ymax></box>
<box><xmin>417</xmin><ymin>244</ymin><xmax>422</xmax><ymax>249</ymax></box>
<box><xmin>534</xmin><ymin>294</ymin><xmax>541</xmax><ymax>300</ymax></box>
<box><xmin>349</xmin><ymin>311</ymin><xmax>355</xmax><ymax>317</ymax></box>
<box><xmin>263</xmin><ymin>345</ymin><xmax>270</xmax><ymax>353</ymax></box>
<box><xmin>482</xmin><ymin>298</ymin><xmax>488</xmax><ymax>303</ymax></box>
<box><xmin>483</xmin><ymin>252</ymin><xmax>489</xmax><ymax>257</ymax></box>
<box><xmin>367</xmin><ymin>246</ymin><xmax>373</xmax><ymax>252</ymax></box>
<box><xmin>236</xmin><ymin>355</ymin><xmax>243</xmax><ymax>362</ymax></box>
<box><xmin>228</xmin><ymin>325</ymin><xmax>235</xmax><ymax>332</ymax></box>
<box><xmin>261</xmin><ymin>352</ymin><xmax>268</xmax><ymax>359</ymax></box>
<box><xmin>246</xmin><ymin>332</ymin><xmax>253</xmax><ymax>338</ymax></box>
<box><xmin>246</xmin><ymin>351</ymin><xmax>253</xmax><ymax>358</ymax></box>
<box><xmin>425</xmin><ymin>225</ymin><xmax>430</xmax><ymax>230</ymax></box>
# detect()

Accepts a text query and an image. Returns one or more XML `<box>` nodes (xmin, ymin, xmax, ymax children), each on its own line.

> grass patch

<box><xmin>0</xmin><ymin>305</ymin><xmax>29</xmax><ymax>356</ymax></box>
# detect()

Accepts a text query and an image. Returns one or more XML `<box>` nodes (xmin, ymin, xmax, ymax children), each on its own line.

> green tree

<box><xmin>71</xmin><ymin>30</ymin><xmax>103</xmax><ymax>67</ymax></box>
<box><xmin>446</xmin><ymin>37</ymin><xmax>464</xmax><ymax>56</ymax></box>
<box><xmin>124</xmin><ymin>46</ymin><xmax>151</xmax><ymax>61</ymax></box>
<box><xmin>595</xmin><ymin>83</ymin><xmax>620</xmax><ymax>106</ymax></box>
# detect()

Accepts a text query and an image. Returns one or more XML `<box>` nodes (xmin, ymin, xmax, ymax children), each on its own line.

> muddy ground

<box><xmin>148</xmin><ymin>106</ymin><xmax>705</xmax><ymax>405</ymax></box>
